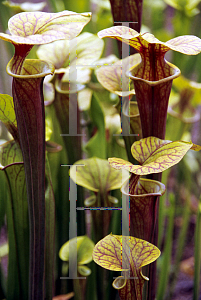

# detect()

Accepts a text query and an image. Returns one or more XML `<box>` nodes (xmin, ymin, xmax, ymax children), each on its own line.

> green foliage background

<box><xmin>0</xmin><ymin>0</ymin><xmax>201</xmax><ymax>300</ymax></box>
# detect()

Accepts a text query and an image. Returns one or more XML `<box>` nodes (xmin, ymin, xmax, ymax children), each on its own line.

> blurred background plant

<box><xmin>0</xmin><ymin>0</ymin><xmax>201</xmax><ymax>299</ymax></box>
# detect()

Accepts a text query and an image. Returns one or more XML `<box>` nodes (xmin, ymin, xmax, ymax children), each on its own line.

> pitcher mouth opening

<box><xmin>6</xmin><ymin>58</ymin><xmax>55</xmax><ymax>78</ymax></box>
<box><xmin>168</xmin><ymin>105</ymin><xmax>200</xmax><ymax>124</ymax></box>
<box><xmin>126</xmin><ymin>60</ymin><xmax>181</xmax><ymax>86</ymax></box>
<box><xmin>122</xmin><ymin>100</ymin><xmax>140</xmax><ymax>118</ymax></box>
<box><xmin>55</xmin><ymin>78</ymin><xmax>85</xmax><ymax>94</ymax></box>
<box><xmin>121</xmin><ymin>177</ymin><xmax>166</xmax><ymax>197</ymax></box>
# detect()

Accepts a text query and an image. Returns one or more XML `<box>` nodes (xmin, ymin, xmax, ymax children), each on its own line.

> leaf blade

<box><xmin>93</xmin><ymin>234</ymin><xmax>160</xmax><ymax>300</ymax></box>
<box><xmin>0</xmin><ymin>140</ymin><xmax>29</xmax><ymax>300</ymax></box>
<box><xmin>166</xmin><ymin>35</ymin><xmax>201</xmax><ymax>55</ymax></box>
<box><xmin>0</xmin><ymin>94</ymin><xmax>18</xmax><ymax>142</ymax></box>
<box><xmin>0</xmin><ymin>11</ymin><xmax>91</xmax><ymax>45</ymax></box>
<box><xmin>93</xmin><ymin>234</ymin><xmax>160</xmax><ymax>271</ymax></box>
<box><xmin>109</xmin><ymin>137</ymin><xmax>201</xmax><ymax>175</ymax></box>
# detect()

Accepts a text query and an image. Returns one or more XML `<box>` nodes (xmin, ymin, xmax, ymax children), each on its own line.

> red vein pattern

<box><xmin>0</xmin><ymin>9</ymin><xmax>92</xmax><ymax>300</ymax></box>
<box><xmin>131</xmin><ymin>136</ymin><xmax>171</xmax><ymax>165</ymax></box>
<box><xmin>109</xmin><ymin>138</ymin><xmax>201</xmax><ymax>175</ymax></box>
<box><xmin>93</xmin><ymin>234</ymin><xmax>160</xmax><ymax>300</ymax></box>
<box><xmin>0</xmin><ymin>11</ymin><xmax>91</xmax><ymax>46</ymax></box>
<box><xmin>98</xmin><ymin>27</ymin><xmax>201</xmax><ymax>139</ymax></box>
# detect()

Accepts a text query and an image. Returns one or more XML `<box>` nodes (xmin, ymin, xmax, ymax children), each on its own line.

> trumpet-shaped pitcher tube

<box><xmin>7</xmin><ymin>58</ymin><xmax>54</xmax><ymax>300</ymax></box>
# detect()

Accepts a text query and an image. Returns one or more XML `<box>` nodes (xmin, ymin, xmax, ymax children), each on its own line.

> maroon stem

<box><xmin>129</xmin><ymin>49</ymin><xmax>180</xmax><ymax>141</ymax></box>
<box><xmin>128</xmin><ymin>52</ymin><xmax>180</xmax><ymax>297</ymax></box>
<box><xmin>109</xmin><ymin>0</ymin><xmax>143</xmax><ymax>32</ymax></box>
<box><xmin>128</xmin><ymin>174</ymin><xmax>161</xmax><ymax>244</ymax></box>
<box><xmin>133</xmin><ymin>80</ymin><xmax>173</xmax><ymax>139</ymax></box>
<box><xmin>132</xmin><ymin>78</ymin><xmax>172</xmax><ymax>299</ymax></box>
<box><xmin>12</xmin><ymin>76</ymin><xmax>46</xmax><ymax>300</ymax></box>
<box><xmin>128</xmin><ymin>173</ymin><xmax>165</xmax><ymax>300</ymax></box>
<box><xmin>109</xmin><ymin>0</ymin><xmax>143</xmax><ymax>56</ymax></box>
